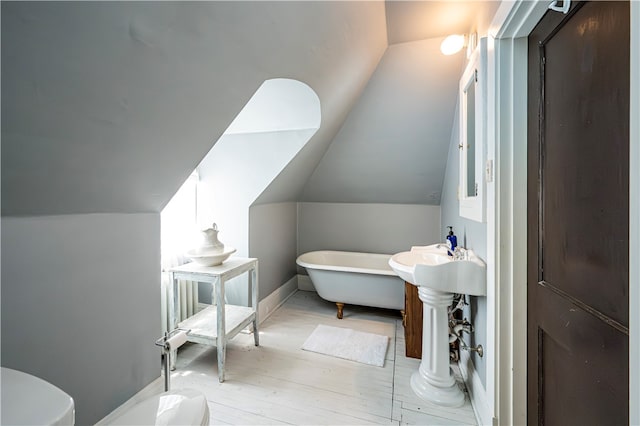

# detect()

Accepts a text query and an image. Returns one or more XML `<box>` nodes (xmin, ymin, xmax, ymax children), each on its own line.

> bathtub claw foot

<box><xmin>336</xmin><ymin>303</ymin><xmax>344</xmax><ymax>319</ymax></box>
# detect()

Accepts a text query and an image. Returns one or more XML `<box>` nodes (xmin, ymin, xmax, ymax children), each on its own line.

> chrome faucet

<box><xmin>453</xmin><ymin>247</ymin><xmax>468</xmax><ymax>260</ymax></box>
<box><xmin>434</xmin><ymin>243</ymin><xmax>468</xmax><ymax>260</ymax></box>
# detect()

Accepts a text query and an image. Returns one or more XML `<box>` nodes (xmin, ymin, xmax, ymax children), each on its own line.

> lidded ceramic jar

<box><xmin>197</xmin><ymin>223</ymin><xmax>225</xmax><ymax>254</ymax></box>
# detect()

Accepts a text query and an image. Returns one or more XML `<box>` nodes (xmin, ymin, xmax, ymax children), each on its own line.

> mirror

<box><xmin>459</xmin><ymin>37</ymin><xmax>486</xmax><ymax>222</ymax></box>
<box><xmin>464</xmin><ymin>75</ymin><xmax>476</xmax><ymax>197</ymax></box>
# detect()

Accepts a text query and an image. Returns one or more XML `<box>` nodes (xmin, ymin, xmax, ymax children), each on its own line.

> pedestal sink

<box><xmin>389</xmin><ymin>244</ymin><xmax>486</xmax><ymax>407</ymax></box>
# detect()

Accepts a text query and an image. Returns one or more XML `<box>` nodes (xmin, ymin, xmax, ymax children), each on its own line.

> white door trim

<box><xmin>487</xmin><ymin>1</ymin><xmax>640</xmax><ymax>425</ymax></box>
<box><xmin>486</xmin><ymin>2</ymin><xmax>547</xmax><ymax>424</ymax></box>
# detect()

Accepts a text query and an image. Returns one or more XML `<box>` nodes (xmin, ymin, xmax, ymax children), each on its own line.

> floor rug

<box><xmin>301</xmin><ymin>324</ymin><xmax>389</xmax><ymax>367</ymax></box>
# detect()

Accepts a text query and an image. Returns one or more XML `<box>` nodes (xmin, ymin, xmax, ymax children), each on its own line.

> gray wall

<box><xmin>1</xmin><ymin>213</ymin><xmax>161</xmax><ymax>425</ymax></box>
<box><xmin>440</xmin><ymin>105</ymin><xmax>488</xmax><ymax>387</ymax></box>
<box><xmin>297</xmin><ymin>202</ymin><xmax>442</xmax><ymax>257</ymax></box>
<box><xmin>249</xmin><ymin>203</ymin><xmax>299</xmax><ymax>299</ymax></box>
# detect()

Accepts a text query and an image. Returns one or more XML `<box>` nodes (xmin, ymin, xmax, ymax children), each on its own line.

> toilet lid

<box><xmin>109</xmin><ymin>389</ymin><xmax>208</xmax><ymax>426</ymax></box>
<box><xmin>1</xmin><ymin>367</ymin><xmax>75</xmax><ymax>426</ymax></box>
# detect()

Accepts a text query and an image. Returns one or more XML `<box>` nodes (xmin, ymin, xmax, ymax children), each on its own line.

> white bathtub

<box><xmin>296</xmin><ymin>250</ymin><xmax>404</xmax><ymax>318</ymax></box>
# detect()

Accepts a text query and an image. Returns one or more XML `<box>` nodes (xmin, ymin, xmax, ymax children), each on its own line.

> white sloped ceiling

<box><xmin>1</xmin><ymin>1</ymin><xmax>387</xmax><ymax>216</ymax></box>
<box><xmin>299</xmin><ymin>36</ymin><xmax>464</xmax><ymax>205</ymax></box>
<box><xmin>2</xmin><ymin>1</ymin><xmax>502</xmax><ymax>215</ymax></box>
<box><xmin>257</xmin><ymin>0</ymin><xmax>501</xmax><ymax>206</ymax></box>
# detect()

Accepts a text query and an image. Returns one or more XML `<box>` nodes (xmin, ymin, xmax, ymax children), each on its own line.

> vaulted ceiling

<box><xmin>1</xmin><ymin>1</ymin><xmax>501</xmax><ymax>216</ymax></box>
<box><xmin>384</xmin><ymin>0</ymin><xmax>501</xmax><ymax>45</ymax></box>
<box><xmin>261</xmin><ymin>0</ymin><xmax>500</xmax><ymax>205</ymax></box>
<box><xmin>298</xmin><ymin>37</ymin><xmax>463</xmax><ymax>205</ymax></box>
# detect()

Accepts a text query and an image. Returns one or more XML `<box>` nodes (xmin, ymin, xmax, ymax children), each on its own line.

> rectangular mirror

<box><xmin>464</xmin><ymin>74</ymin><xmax>476</xmax><ymax>198</ymax></box>
<box><xmin>459</xmin><ymin>38</ymin><xmax>486</xmax><ymax>222</ymax></box>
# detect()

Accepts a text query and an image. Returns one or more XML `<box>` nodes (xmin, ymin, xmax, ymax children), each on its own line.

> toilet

<box><xmin>1</xmin><ymin>367</ymin><xmax>209</xmax><ymax>426</ymax></box>
<box><xmin>106</xmin><ymin>388</ymin><xmax>209</xmax><ymax>426</ymax></box>
<box><xmin>1</xmin><ymin>367</ymin><xmax>75</xmax><ymax>425</ymax></box>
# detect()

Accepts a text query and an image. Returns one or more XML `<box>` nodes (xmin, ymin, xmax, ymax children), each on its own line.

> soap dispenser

<box><xmin>446</xmin><ymin>226</ymin><xmax>457</xmax><ymax>257</ymax></box>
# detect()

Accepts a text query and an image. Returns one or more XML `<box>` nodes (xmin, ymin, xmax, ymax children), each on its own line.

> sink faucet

<box><xmin>434</xmin><ymin>243</ymin><xmax>467</xmax><ymax>259</ymax></box>
<box><xmin>453</xmin><ymin>247</ymin><xmax>468</xmax><ymax>260</ymax></box>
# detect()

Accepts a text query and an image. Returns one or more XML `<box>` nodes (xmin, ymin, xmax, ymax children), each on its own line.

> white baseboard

<box><xmin>258</xmin><ymin>276</ymin><xmax>298</xmax><ymax>323</ymax></box>
<box><xmin>459</xmin><ymin>350</ymin><xmax>493</xmax><ymax>426</ymax></box>
<box><xmin>297</xmin><ymin>274</ymin><xmax>316</xmax><ymax>292</ymax></box>
<box><xmin>95</xmin><ymin>377</ymin><xmax>164</xmax><ymax>425</ymax></box>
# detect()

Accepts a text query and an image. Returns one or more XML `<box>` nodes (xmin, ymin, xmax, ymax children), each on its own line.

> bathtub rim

<box><xmin>296</xmin><ymin>250</ymin><xmax>399</xmax><ymax>277</ymax></box>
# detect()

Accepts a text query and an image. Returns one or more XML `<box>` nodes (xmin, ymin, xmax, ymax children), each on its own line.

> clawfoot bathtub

<box><xmin>296</xmin><ymin>250</ymin><xmax>404</xmax><ymax>318</ymax></box>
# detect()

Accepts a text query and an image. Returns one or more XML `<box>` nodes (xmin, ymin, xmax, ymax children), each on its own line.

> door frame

<box><xmin>486</xmin><ymin>1</ymin><xmax>640</xmax><ymax>425</ymax></box>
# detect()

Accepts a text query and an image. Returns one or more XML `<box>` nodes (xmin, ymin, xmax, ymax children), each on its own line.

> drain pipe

<box><xmin>448</xmin><ymin>294</ymin><xmax>483</xmax><ymax>359</ymax></box>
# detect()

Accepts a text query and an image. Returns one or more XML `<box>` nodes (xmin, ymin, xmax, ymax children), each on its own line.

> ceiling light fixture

<box><xmin>440</xmin><ymin>34</ymin><xmax>466</xmax><ymax>56</ymax></box>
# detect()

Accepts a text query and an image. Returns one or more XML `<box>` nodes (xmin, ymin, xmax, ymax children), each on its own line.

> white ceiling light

<box><xmin>440</xmin><ymin>34</ymin><xmax>465</xmax><ymax>55</ymax></box>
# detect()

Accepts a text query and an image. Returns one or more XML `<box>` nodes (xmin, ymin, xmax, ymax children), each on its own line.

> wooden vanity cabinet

<box><xmin>403</xmin><ymin>282</ymin><xmax>423</xmax><ymax>359</ymax></box>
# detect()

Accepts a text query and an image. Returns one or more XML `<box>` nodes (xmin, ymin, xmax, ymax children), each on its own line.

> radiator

<box><xmin>160</xmin><ymin>258</ymin><xmax>199</xmax><ymax>334</ymax></box>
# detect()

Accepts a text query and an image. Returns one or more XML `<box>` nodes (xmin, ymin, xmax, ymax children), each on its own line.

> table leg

<box><xmin>251</xmin><ymin>265</ymin><xmax>259</xmax><ymax>346</ymax></box>
<box><xmin>215</xmin><ymin>277</ymin><xmax>225</xmax><ymax>382</ymax></box>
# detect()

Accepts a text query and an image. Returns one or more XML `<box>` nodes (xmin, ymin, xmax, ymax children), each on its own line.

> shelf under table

<box><xmin>178</xmin><ymin>304</ymin><xmax>255</xmax><ymax>346</ymax></box>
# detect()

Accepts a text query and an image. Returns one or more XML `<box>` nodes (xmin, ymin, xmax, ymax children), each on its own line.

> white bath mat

<box><xmin>301</xmin><ymin>324</ymin><xmax>389</xmax><ymax>367</ymax></box>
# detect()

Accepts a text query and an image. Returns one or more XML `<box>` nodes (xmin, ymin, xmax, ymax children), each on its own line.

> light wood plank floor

<box><xmin>172</xmin><ymin>290</ymin><xmax>477</xmax><ymax>425</ymax></box>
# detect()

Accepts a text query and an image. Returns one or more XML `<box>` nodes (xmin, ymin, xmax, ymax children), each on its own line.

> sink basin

<box><xmin>389</xmin><ymin>244</ymin><xmax>486</xmax><ymax>296</ymax></box>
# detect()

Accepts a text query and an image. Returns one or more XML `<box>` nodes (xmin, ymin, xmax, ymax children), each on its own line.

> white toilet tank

<box><xmin>1</xmin><ymin>367</ymin><xmax>75</xmax><ymax>425</ymax></box>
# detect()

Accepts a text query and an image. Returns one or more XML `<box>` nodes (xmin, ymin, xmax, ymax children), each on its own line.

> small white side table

<box><xmin>168</xmin><ymin>257</ymin><xmax>259</xmax><ymax>382</ymax></box>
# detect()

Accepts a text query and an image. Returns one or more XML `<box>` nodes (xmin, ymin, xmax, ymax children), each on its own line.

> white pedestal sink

<box><xmin>389</xmin><ymin>245</ymin><xmax>486</xmax><ymax>407</ymax></box>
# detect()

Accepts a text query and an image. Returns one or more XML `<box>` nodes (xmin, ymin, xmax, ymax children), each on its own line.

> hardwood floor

<box><xmin>172</xmin><ymin>290</ymin><xmax>477</xmax><ymax>425</ymax></box>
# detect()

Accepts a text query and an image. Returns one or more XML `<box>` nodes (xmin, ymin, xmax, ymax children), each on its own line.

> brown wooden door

<box><xmin>527</xmin><ymin>2</ymin><xmax>630</xmax><ymax>425</ymax></box>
